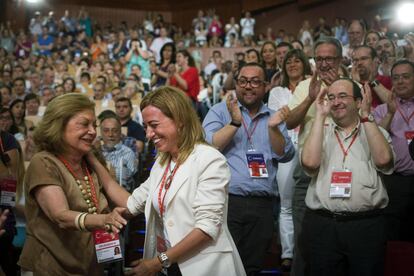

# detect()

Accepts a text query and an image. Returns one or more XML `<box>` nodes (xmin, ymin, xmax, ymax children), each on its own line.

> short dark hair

<box><xmin>12</xmin><ymin>77</ymin><xmax>26</xmax><ymax>87</ymax></box>
<box><xmin>24</xmin><ymin>93</ymin><xmax>40</xmax><ymax>104</ymax></box>
<box><xmin>115</xmin><ymin>96</ymin><xmax>132</xmax><ymax>109</ymax></box>
<box><xmin>391</xmin><ymin>59</ymin><xmax>414</xmax><ymax>76</ymax></box>
<box><xmin>0</xmin><ymin>85</ymin><xmax>11</xmax><ymax>95</ymax></box>
<box><xmin>276</xmin><ymin>41</ymin><xmax>293</xmax><ymax>50</ymax></box>
<box><xmin>235</xmin><ymin>62</ymin><xmax>266</xmax><ymax>80</ymax></box>
<box><xmin>353</xmin><ymin>45</ymin><xmax>378</xmax><ymax>59</ymax></box>
<box><xmin>336</xmin><ymin>77</ymin><xmax>363</xmax><ymax>99</ymax></box>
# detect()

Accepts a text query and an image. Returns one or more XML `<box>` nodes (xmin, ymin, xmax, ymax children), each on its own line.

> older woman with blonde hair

<box><xmin>18</xmin><ymin>93</ymin><xmax>128</xmax><ymax>275</ymax></box>
<box><xmin>89</xmin><ymin>86</ymin><xmax>246</xmax><ymax>276</ymax></box>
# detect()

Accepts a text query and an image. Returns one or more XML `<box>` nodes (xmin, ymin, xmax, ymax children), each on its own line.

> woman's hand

<box><xmin>125</xmin><ymin>258</ymin><xmax>162</xmax><ymax>276</ymax></box>
<box><xmin>103</xmin><ymin>207</ymin><xmax>128</xmax><ymax>233</ymax></box>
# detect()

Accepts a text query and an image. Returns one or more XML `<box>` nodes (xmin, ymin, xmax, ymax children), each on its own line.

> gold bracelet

<box><xmin>79</xmin><ymin>213</ymin><xmax>88</xmax><ymax>232</ymax></box>
<box><xmin>80</xmin><ymin>213</ymin><xmax>89</xmax><ymax>232</ymax></box>
<box><xmin>74</xmin><ymin>213</ymin><xmax>82</xmax><ymax>231</ymax></box>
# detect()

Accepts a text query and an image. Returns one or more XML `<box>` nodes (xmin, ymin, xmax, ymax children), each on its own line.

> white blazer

<box><xmin>127</xmin><ymin>144</ymin><xmax>246</xmax><ymax>276</ymax></box>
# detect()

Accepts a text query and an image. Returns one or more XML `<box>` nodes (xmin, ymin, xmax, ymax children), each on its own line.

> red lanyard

<box><xmin>157</xmin><ymin>161</ymin><xmax>180</xmax><ymax>218</ymax></box>
<box><xmin>396</xmin><ymin>101</ymin><xmax>414</xmax><ymax>126</ymax></box>
<box><xmin>334</xmin><ymin>130</ymin><xmax>358</xmax><ymax>164</ymax></box>
<box><xmin>58</xmin><ymin>157</ymin><xmax>99</xmax><ymax>210</ymax></box>
<box><xmin>241</xmin><ymin>118</ymin><xmax>259</xmax><ymax>148</ymax></box>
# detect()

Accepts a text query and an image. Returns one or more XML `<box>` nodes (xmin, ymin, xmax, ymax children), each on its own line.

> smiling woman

<box><xmin>18</xmin><ymin>93</ymin><xmax>129</xmax><ymax>275</ymax></box>
<box><xmin>88</xmin><ymin>86</ymin><xmax>246</xmax><ymax>276</ymax></box>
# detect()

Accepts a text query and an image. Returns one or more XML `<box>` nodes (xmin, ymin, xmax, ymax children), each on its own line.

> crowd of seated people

<box><xmin>0</xmin><ymin>6</ymin><xmax>414</xmax><ymax>275</ymax></box>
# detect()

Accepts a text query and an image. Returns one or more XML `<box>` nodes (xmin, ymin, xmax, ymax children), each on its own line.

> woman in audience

<box><xmin>167</xmin><ymin>49</ymin><xmax>200</xmax><ymax>106</ymax></box>
<box><xmin>261</xmin><ymin>41</ymin><xmax>279</xmax><ymax>82</ymax></box>
<box><xmin>88</xmin><ymin>86</ymin><xmax>246</xmax><ymax>276</ymax></box>
<box><xmin>364</xmin><ymin>30</ymin><xmax>382</xmax><ymax>48</ymax></box>
<box><xmin>9</xmin><ymin>99</ymin><xmax>34</xmax><ymax>140</ymax></box>
<box><xmin>245</xmin><ymin>48</ymin><xmax>261</xmax><ymax>63</ymax></box>
<box><xmin>267</xmin><ymin>49</ymin><xmax>311</xmax><ymax>273</ymax></box>
<box><xmin>90</xmin><ymin>34</ymin><xmax>107</xmax><ymax>61</ymax></box>
<box><xmin>151</xmin><ymin>42</ymin><xmax>176</xmax><ymax>88</ymax></box>
<box><xmin>18</xmin><ymin>93</ymin><xmax>128</xmax><ymax>275</ymax></box>
<box><xmin>62</xmin><ymin>77</ymin><xmax>77</xmax><ymax>93</ymax></box>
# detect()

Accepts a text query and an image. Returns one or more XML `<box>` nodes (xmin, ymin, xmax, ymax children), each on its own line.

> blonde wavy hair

<box><xmin>33</xmin><ymin>93</ymin><xmax>95</xmax><ymax>155</ymax></box>
<box><xmin>140</xmin><ymin>86</ymin><xmax>206</xmax><ymax>165</ymax></box>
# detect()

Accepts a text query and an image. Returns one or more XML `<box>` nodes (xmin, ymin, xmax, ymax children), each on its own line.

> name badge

<box><xmin>0</xmin><ymin>176</ymin><xmax>17</xmax><ymax>207</ymax></box>
<box><xmin>246</xmin><ymin>152</ymin><xmax>268</xmax><ymax>178</ymax></box>
<box><xmin>330</xmin><ymin>169</ymin><xmax>352</xmax><ymax>198</ymax></box>
<box><xmin>405</xmin><ymin>131</ymin><xmax>414</xmax><ymax>145</ymax></box>
<box><xmin>93</xmin><ymin>229</ymin><xmax>123</xmax><ymax>263</ymax></box>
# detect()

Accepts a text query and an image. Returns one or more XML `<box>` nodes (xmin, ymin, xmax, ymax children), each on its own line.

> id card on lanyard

<box><xmin>0</xmin><ymin>135</ymin><xmax>16</xmax><ymax>206</ymax></box>
<box><xmin>397</xmin><ymin>101</ymin><xmax>414</xmax><ymax>145</ymax></box>
<box><xmin>0</xmin><ymin>176</ymin><xmax>17</xmax><ymax>207</ymax></box>
<box><xmin>93</xmin><ymin>229</ymin><xmax>123</xmax><ymax>263</ymax></box>
<box><xmin>242</xmin><ymin>118</ymin><xmax>269</xmax><ymax>178</ymax></box>
<box><xmin>330</xmin><ymin>130</ymin><xmax>358</xmax><ymax>198</ymax></box>
<box><xmin>330</xmin><ymin>168</ymin><xmax>352</xmax><ymax>198</ymax></box>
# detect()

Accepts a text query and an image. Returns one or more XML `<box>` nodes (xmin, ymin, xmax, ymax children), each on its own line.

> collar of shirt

<box><xmin>237</xmin><ymin>101</ymin><xmax>271</xmax><ymax>119</ymax></box>
<box><xmin>102</xmin><ymin>141</ymin><xmax>123</xmax><ymax>152</ymax></box>
<box><xmin>397</xmin><ymin>96</ymin><xmax>414</xmax><ymax>105</ymax></box>
<box><xmin>333</xmin><ymin>120</ymin><xmax>360</xmax><ymax>140</ymax></box>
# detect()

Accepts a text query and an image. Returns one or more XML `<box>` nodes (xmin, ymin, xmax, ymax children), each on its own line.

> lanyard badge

<box><xmin>93</xmin><ymin>229</ymin><xmax>123</xmax><ymax>263</ymax></box>
<box><xmin>246</xmin><ymin>152</ymin><xmax>268</xmax><ymax>178</ymax></box>
<box><xmin>0</xmin><ymin>176</ymin><xmax>17</xmax><ymax>207</ymax></box>
<box><xmin>242</xmin><ymin>118</ymin><xmax>268</xmax><ymax>178</ymax></box>
<box><xmin>330</xmin><ymin>168</ymin><xmax>352</xmax><ymax>198</ymax></box>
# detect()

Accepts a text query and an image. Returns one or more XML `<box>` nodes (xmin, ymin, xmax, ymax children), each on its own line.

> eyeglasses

<box><xmin>327</xmin><ymin>93</ymin><xmax>356</xmax><ymax>102</ymax></box>
<box><xmin>315</xmin><ymin>56</ymin><xmax>337</xmax><ymax>65</ymax></box>
<box><xmin>236</xmin><ymin>78</ymin><xmax>266</xmax><ymax>88</ymax></box>
<box><xmin>391</xmin><ymin>74</ymin><xmax>413</xmax><ymax>82</ymax></box>
<box><xmin>352</xmin><ymin>56</ymin><xmax>371</xmax><ymax>64</ymax></box>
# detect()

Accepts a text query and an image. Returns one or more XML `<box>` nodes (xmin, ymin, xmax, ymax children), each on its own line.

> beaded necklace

<box><xmin>58</xmin><ymin>157</ymin><xmax>99</xmax><ymax>214</ymax></box>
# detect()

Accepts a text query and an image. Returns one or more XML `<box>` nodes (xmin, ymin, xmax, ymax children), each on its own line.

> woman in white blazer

<box><xmin>90</xmin><ymin>86</ymin><xmax>245</xmax><ymax>276</ymax></box>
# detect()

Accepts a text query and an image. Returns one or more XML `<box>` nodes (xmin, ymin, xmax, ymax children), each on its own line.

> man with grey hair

<box><xmin>285</xmin><ymin>37</ymin><xmax>342</xmax><ymax>276</ymax></box>
<box><xmin>100</xmin><ymin>116</ymin><xmax>137</xmax><ymax>192</ymax></box>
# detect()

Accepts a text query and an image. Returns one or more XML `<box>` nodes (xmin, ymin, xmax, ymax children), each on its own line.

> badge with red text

<box><xmin>330</xmin><ymin>169</ymin><xmax>352</xmax><ymax>198</ymax></box>
<box><xmin>0</xmin><ymin>176</ymin><xmax>17</xmax><ymax>207</ymax></box>
<box><xmin>405</xmin><ymin>131</ymin><xmax>414</xmax><ymax>145</ymax></box>
<box><xmin>246</xmin><ymin>152</ymin><xmax>268</xmax><ymax>178</ymax></box>
<box><xmin>93</xmin><ymin>229</ymin><xmax>123</xmax><ymax>263</ymax></box>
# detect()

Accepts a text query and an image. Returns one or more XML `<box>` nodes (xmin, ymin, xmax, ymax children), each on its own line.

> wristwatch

<box><xmin>157</xmin><ymin>252</ymin><xmax>171</xmax><ymax>268</ymax></box>
<box><xmin>229</xmin><ymin>120</ymin><xmax>242</xmax><ymax>128</ymax></box>
<box><xmin>370</xmin><ymin>79</ymin><xmax>380</xmax><ymax>88</ymax></box>
<box><xmin>360</xmin><ymin>113</ymin><xmax>375</xmax><ymax>123</ymax></box>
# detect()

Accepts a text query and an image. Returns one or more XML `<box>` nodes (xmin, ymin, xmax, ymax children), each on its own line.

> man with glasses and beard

<box><xmin>351</xmin><ymin>45</ymin><xmax>391</xmax><ymax>108</ymax></box>
<box><xmin>203</xmin><ymin>62</ymin><xmax>294</xmax><ymax>275</ymax></box>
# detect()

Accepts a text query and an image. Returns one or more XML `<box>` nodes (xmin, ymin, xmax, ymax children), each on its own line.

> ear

<box><xmin>355</xmin><ymin>97</ymin><xmax>362</xmax><ymax>109</ymax></box>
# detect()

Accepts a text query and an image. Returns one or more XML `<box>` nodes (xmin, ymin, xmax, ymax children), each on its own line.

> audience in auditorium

<box><xmin>1</xmin><ymin>5</ymin><xmax>414</xmax><ymax>275</ymax></box>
